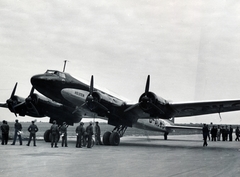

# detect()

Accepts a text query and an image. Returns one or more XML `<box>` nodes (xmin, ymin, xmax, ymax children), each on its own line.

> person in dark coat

<box><xmin>221</xmin><ymin>126</ymin><xmax>226</xmax><ymax>141</ymax></box>
<box><xmin>210</xmin><ymin>126</ymin><xmax>217</xmax><ymax>141</ymax></box>
<box><xmin>202</xmin><ymin>124</ymin><xmax>209</xmax><ymax>147</ymax></box>
<box><xmin>225</xmin><ymin>125</ymin><xmax>229</xmax><ymax>141</ymax></box>
<box><xmin>95</xmin><ymin>122</ymin><xmax>102</xmax><ymax>145</ymax></box>
<box><xmin>76</xmin><ymin>122</ymin><xmax>85</xmax><ymax>148</ymax></box>
<box><xmin>229</xmin><ymin>125</ymin><xmax>233</xmax><ymax>141</ymax></box>
<box><xmin>217</xmin><ymin>125</ymin><xmax>221</xmax><ymax>141</ymax></box>
<box><xmin>1</xmin><ymin>120</ymin><xmax>9</xmax><ymax>145</ymax></box>
<box><xmin>26</xmin><ymin>121</ymin><xmax>38</xmax><ymax>146</ymax></box>
<box><xmin>235</xmin><ymin>126</ymin><xmax>240</xmax><ymax>141</ymax></box>
<box><xmin>11</xmin><ymin>119</ymin><xmax>22</xmax><ymax>145</ymax></box>
<box><xmin>86</xmin><ymin>122</ymin><xmax>94</xmax><ymax>148</ymax></box>
<box><xmin>50</xmin><ymin>120</ymin><xmax>59</xmax><ymax>148</ymax></box>
<box><xmin>60</xmin><ymin>122</ymin><xmax>68</xmax><ymax>147</ymax></box>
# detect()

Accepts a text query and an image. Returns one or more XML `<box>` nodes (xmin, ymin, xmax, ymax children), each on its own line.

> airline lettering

<box><xmin>75</xmin><ymin>91</ymin><xmax>85</xmax><ymax>98</ymax></box>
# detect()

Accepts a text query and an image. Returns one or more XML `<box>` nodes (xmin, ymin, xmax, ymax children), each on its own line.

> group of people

<box><xmin>0</xmin><ymin>119</ymin><xmax>38</xmax><ymax>146</ymax></box>
<box><xmin>1</xmin><ymin>119</ymin><xmax>103</xmax><ymax>148</ymax></box>
<box><xmin>202</xmin><ymin>124</ymin><xmax>240</xmax><ymax>146</ymax></box>
<box><xmin>75</xmin><ymin>121</ymin><xmax>102</xmax><ymax>148</ymax></box>
<box><xmin>50</xmin><ymin>120</ymin><xmax>102</xmax><ymax>148</ymax></box>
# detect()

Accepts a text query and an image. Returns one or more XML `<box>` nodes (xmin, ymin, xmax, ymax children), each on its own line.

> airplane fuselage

<box><xmin>31</xmin><ymin>70</ymin><xmax>89</xmax><ymax>106</ymax></box>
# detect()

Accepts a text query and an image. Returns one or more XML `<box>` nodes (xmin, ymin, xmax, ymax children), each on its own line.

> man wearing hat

<box><xmin>75</xmin><ymin>122</ymin><xmax>85</xmax><ymax>148</ymax></box>
<box><xmin>11</xmin><ymin>119</ymin><xmax>22</xmax><ymax>145</ymax></box>
<box><xmin>95</xmin><ymin>121</ymin><xmax>102</xmax><ymax>145</ymax></box>
<box><xmin>26</xmin><ymin>121</ymin><xmax>38</xmax><ymax>146</ymax></box>
<box><xmin>50</xmin><ymin>120</ymin><xmax>59</xmax><ymax>148</ymax></box>
<box><xmin>1</xmin><ymin>120</ymin><xmax>9</xmax><ymax>145</ymax></box>
<box><xmin>60</xmin><ymin>122</ymin><xmax>68</xmax><ymax>147</ymax></box>
<box><xmin>86</xmin><ymin>121</ymin><xmax>94</xmax><ymax>148</ymax></box>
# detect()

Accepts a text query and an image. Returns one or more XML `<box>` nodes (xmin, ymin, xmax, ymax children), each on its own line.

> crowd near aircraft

<box><xmin>1</xmin><ymin>68</ymin><xmax>240</xmax><ymax>145</ymax></box>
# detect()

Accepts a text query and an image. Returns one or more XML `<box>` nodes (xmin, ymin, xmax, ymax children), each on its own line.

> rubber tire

<box><xmin>103</xmin><ymin>131</ymin><xmax>111</xmax><ymax>145</ymax></box>
<box><xmin>44</xmin><ymin>130</ymin><xmax>51</xmax><ymax>142</ymax></box>
<box><xmin>109</xmin><ymin>132</ymin><xmax>120</xmax><ymax>146</ymax></box>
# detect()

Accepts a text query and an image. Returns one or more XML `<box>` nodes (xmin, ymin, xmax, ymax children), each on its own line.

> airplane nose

<box><xmin>31</xmin><ymin>74</ymin><xmax>46</xmax><ymax>86</ymax></box>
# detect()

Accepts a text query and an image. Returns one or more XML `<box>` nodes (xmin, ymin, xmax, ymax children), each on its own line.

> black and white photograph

<box><xmin>1</xmin><ymin>1</ymin><xmax>240</xmax><ymax>177</ymax></box>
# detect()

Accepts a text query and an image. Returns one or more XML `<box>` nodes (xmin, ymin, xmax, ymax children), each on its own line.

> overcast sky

<box><xmin>1</xmin><ymin>1</ymin><xmax>240</xmax><ymax>124</ymax></box>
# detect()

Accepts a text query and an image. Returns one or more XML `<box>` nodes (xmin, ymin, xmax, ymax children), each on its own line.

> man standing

<box><xmin>26</xmin><ymin>121</ymin><xmax>38</xmax><ymax>146</ymax></box>
<box><xmin>50</xmin><ymin>120</ymin><xmax>59</xmax><ymax>148</ymax></box>
<box><xmin>235</xmin><ymin>126</ymin><xmax>240</xmax><ymax>141</ymax></box>
<box><xmin>95</xmin><ymin>122</ymin><xmax>102</xmax><ymax>145</ymax></box>
<box><xmin>217</xmin><ymin>125</ymin><xmax>221</xmax><ymax>141</ymax></box>
<box><xmin>202</xmin><ymin>124</ymin><xmax>209</xmax><ymax>147</ymax></box>
<box><xmin>86</xmin><ymin>122</ymin><xmax>94</xmax><ymax>148</ymax></box>
<box><xmin>76</xmin><ymin>122</ymin><xmax>85</xmax><ymax>148</ymax></box>
<box><xmin>1</xmin><ymin>120</ymin><xmax>9</xmax><ymax>145</ymax></box>
<box><xmin>229</xmin><ymin>125</ymin><xmax>233</xmax><ymax>141</ymax></box>
<box><xmin>221</xmin><ymin>126</ymin><xmax>226</xmax><ymax>141</ymax></box>
<box><xmin>60</xmin><ymin>122</ymin><xmax>68</xmax><ymax>147</ymax></box>
<box><xmin>11</xmin><ymin>119</ymin><xmax>22</xmax><ymax>145</ymax></box>
<box><xmin>225</xmin><ymin>125</ymin><xmax>229</xmax><ymax>141</ymax></box>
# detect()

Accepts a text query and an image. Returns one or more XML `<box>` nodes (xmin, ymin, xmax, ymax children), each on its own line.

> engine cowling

<box><xmin>87</xmin><ymin>91</ymin><xmax>125</xmax><ymax>111</ymax></box>
<box><xmin>138</xmin><ymin>91</ymin><xmax>168</xmax><ymax>115</ymax></box>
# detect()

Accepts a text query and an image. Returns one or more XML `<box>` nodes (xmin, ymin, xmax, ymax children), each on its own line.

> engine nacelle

<box><xmin>138</xmin><ymin>91</ymin><xmax>168</xmax><ymax>114</ymax></box>
<box><xmin>92</xmin><ymin>91</ymin><xmax>125</xmax><ymax>107</ymax></box>
<box><xmin>26</xmin><ymin>94</ymin><xmax>39</xmax><ymax>108</ymax></box>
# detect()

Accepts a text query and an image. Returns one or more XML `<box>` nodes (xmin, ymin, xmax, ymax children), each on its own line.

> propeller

<box><xmin>6</xmin><ymin>83</ymin><xmax>18</xmax><ymax>116</ymax></box>
<box><xmin>124</xmin><ymin>75</ymin><xmax>165</xmax><ymax>114</ymax></box>
<box><xmin>73</xmin><ymin>75</ymin><xmax>108</xmax><ymax>114</ymax></box>
<box><xmin>124</xmin><ymin>75</ymin><xmax>151</xmax><ymax>113</ymax></box>
<box><xmin>14</xmin><ymin>86</ymin><xmax>40</xmax><ymax>116</ymax></box>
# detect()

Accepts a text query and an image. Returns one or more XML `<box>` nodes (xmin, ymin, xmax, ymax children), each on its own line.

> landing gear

<box><xmin>109</xmin><ymin>132</ymin><xmax>120</xmax><ymax>146</ymax></box>
<box><xmin>44</xmin><ymin>129</ymin><xmax>51</xmax><ymax>142</ymax></box>
<box><xmin>103</xmin><ymin>125</ymin><xmax>127</xmax><ymax>146</ymax></box>
<box><xmin>43</xmin><ymin>129</ymin><xmax>60</xmax><ymax>142</ymax></box>
<box><xmin>103</xmin><ymin>131</ymin><xmax>111</xmax><ymax>145</ymax></box>
<box><xmin>164</xmin><ymin>132</ymin><xmax>168</xmax><ymax>140</ymax></box>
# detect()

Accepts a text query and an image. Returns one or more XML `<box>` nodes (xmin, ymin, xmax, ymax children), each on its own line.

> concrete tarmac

<box><xmin>0</xmin><ymin>134</ymin><xmax>240</xmax><ymax>177</ymax></box>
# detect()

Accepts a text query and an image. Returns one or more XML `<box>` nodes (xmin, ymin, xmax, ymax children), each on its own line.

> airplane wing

<box><xmin>170</xmin><ymin>100</ymin><xmax>240</xmax><ymax>117</ymax></box>
<box><xmin>0</xmin><ymin>103</ymin><xmax>8</xmax><ymax>108</ymax></box>
<box><xmin>165</xmin><ymin>124</ymin><xmax>202</xmax><ymax>130</ymax></box>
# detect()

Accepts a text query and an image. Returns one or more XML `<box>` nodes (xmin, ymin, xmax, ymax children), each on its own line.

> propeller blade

<box><xmin>29</xmin><ymin>102</ymin><xmax>39</xmax><ymax>116</ymax></box>
<box><xmin>13</xmin><ymin>101</ymin><xmax>25</xmax><ymax>109</ymax></box>
<box><xmin>149</xmin><ymin>102</ymin><xmax>165</xmax><ymax>114</ymax></box>
<box><xmin>29</xmin><ymin>86</ymin><xmax>34</xmax><ymax>96</ymax></box>
<box><xmin>94</xmin><ymin>101</ymin><xmax>109</xmax><ymax>112</ymax></box>
<box><xmin>124</xmin><ymin>103</ymin><xmax>140</xmax><ymax>113</ymax></box>
<box><xmin>11</xmin><ymin>82</ymin><xmax>18</xmax><ymax>99</ymax></box>
<box><xmin>145</xmin><ymin>75</ymin><xmax>150</xmax><ymax>95</ymax></box>
<box><xmin>90</xmin><ymin>75</ymin><xmax>94</xmax><ymax>95</ymax></box>
<box><xmin>72</xmin><ymin>106</ymin><xmax>79</xmax><ymax>114</ymax></box>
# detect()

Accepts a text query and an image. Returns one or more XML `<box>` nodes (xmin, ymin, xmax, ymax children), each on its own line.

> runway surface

<box><xmin>0</xmin><ymin>134</ymin><xmax>240</xmax><ymax>177</ymax></box>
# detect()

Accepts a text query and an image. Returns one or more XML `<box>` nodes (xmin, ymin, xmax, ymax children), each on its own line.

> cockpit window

<box><xmin>45</xmin><ymin>70</ymin><xmax>66</xmax><ymax>78</ymax></box>
<box><xmin>58</xmin><ymin>72</ymin><xmax>66</xmax><ymax>78</ymax></box>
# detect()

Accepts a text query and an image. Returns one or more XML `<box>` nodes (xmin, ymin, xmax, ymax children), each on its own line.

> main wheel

<box><xmin>109</xmin><ymin>132</ymin><xmax>120</xmax><ymax>146</ymax></box>
<box><xmin>44</xmin><ymin>130</ymin><xmax>51</xmax><ymax>142</ymax></box>
<box><xmin>103</xmin><ymin>131</ymin><xmax>111</xmax><ymax>145</ymax></box>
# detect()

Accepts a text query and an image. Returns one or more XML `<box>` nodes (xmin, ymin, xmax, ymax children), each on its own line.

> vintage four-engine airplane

<box><xmin>1</xmin><ymin>69</ymin><xmax>240</xmax><ymax>145</ymax></box>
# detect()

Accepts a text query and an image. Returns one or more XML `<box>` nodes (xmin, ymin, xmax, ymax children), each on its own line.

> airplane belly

<box><xmin>61</xmin><ymin>88</ymin><xmax>89</xmax><ymax>105</ymax></box>
<box><xmin>133</xmin><ymin>119</ymin><xmax>169</xmax><ymax>133</ymax></box>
